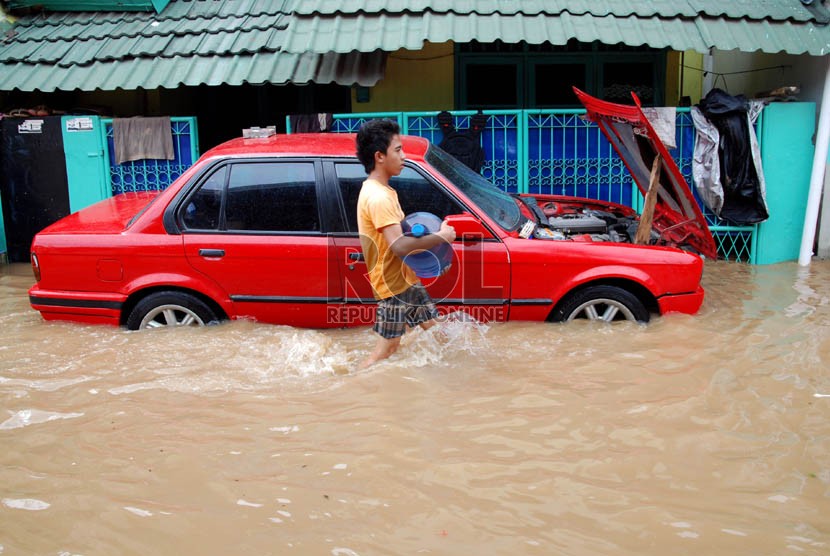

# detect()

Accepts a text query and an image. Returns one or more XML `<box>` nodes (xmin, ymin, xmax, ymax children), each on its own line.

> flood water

<box><xmin>1</xmin><ymin>260</ymin><xmax>829</xmax><ymax>555</ymax></box>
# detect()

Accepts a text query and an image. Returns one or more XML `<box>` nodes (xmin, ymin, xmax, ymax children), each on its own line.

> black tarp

<box><xmin>698</xmin><ymin>88</ymin><xmax>769</xmax><ymax>225</ymax></box>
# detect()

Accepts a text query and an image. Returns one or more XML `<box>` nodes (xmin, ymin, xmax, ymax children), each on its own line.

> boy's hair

<box><xmin>356</xmin><ymin>119</ymin><xmax>401</xmax><ymax>173</ymax></box>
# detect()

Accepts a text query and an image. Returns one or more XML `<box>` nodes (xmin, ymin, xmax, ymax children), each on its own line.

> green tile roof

<box><xmin>285</xmin><ymin>0</ymin><xmax>830</xmax><ymax>55</ymax></box>
<box><xmin>1</xmin><ymin>0</ymin><xmax>828</xmax><ymax>92</ymax></box>
<box><xmin>6</xmin><ymin>0</ymin><xmax>170</xmax><ymax>13</ymax></box>
<box><xmin>292</xmin><ymin>0</ymin><xmax>824</xmax><ymax>22</ymax></box>
<box><xmin>0</xmin><ymin>0</ymin><xmax>386</xmax><ymax>91</ymax></box>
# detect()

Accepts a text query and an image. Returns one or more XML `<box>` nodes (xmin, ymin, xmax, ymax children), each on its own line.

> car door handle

<box><xmin>349</xmin><ymin>252</ymin><xmax>364</xmax><ymax>261</ymax></box>
<box><xmin>199</xmin><ymin>248</ymin><xmax>225</xmax><ymax>258</ymax></box>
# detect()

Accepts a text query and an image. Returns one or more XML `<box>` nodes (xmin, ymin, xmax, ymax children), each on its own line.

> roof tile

<box><xmin>293</xmin><ymin>0</ymin><xmax>823</xmax><ymax>23</ymax></box>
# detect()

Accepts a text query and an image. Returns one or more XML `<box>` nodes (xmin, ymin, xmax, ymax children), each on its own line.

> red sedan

<box><xmin>29</xmin><ymin>93</ymin><xmax>715</xmax><ymax>330</ymax></box>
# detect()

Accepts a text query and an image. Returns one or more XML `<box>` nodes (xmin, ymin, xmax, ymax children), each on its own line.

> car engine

<box><xmin>544</xmin><ymin>208</ymin><xmax>645</xmax><ymax>243</ymax></box>
<box><xmin>519</xmin><ymin>194</ymin><xmax>661</xmax><ymax>245</ymax></box>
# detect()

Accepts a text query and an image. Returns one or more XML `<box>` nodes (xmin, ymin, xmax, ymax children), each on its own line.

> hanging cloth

<box><xmin>691</xmin><ymin>106</ymin><xmax>724</xmax><ymax>216</ymax></box>
<box><xmin>642</xmin><ymin>107</ymin><xmax>677</xmax><ymax>150</ymax></box>
<box><xmin>113</xmin><ymin>116</ymin><xmax>174</xmax><ymax>165</ymax></box>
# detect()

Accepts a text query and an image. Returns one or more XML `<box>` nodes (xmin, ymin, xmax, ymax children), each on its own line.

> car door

<box><xmin>180</xmin><ymin>159</ymin><xmax>342</xmax><ymax>327</ymax></box>
<box><xmin>327</xmin><ymin>160</ymin><xmax>510</xmax><ymax>324</ymax></box>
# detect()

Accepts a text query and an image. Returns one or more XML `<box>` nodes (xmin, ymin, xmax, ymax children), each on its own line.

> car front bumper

<box><xmin>657</xmin><ymin>285</ymin><xmax>705</xmax><ymax>315</ymax></box>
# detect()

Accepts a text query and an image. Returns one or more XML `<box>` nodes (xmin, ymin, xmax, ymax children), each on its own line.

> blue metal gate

<box><xmin>288</xmin><ymin>110</ymin><xmax>758</xmax><ymax>262</ymax></box>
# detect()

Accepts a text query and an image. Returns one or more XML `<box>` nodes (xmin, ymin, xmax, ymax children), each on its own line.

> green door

<box><xmin>61</xmin><ymin>115</ymin><xmax>111</xmax><ymax>213</ymax></box>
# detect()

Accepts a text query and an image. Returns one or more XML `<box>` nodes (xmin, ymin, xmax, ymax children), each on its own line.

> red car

<box><xmin>28</xmin><ymin>92</ymin><xmax>715</xmax><ymax>330</ymax></box>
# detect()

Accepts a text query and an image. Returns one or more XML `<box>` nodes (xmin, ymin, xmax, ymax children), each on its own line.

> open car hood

<box><xmin>573</xmin><ymin>87</ymin><xmax>717</xmax><ymax>259</ymax></box>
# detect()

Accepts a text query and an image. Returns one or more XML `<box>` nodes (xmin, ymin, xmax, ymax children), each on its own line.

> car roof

<box><xmin>202</xmin><ymin>132</ymin><xmax>431</xmax><ymax>160</ymax></box>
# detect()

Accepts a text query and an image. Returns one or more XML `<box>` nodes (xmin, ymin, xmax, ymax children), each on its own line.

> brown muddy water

<box><xmin>1</xmin><ymin>260</ymin><xmax>829</xmax><ymax>555</ymax></box>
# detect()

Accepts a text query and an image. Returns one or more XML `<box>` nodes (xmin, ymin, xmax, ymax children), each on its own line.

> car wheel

<box><xmin>551</xmin><ymin>285</ymin><xmax>650</xmax><ymax>323</ymax></box>
<box><xmin>126</xmin><ymin>291</ymin><xmax>219</xmax><ymax>330</ymax></box>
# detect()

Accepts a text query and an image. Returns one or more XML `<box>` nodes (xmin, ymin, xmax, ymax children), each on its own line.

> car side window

<box><xmin>183</xmin><ymin>166</ymin><xmax>226</xmax><ymax>230</ymax></box>
<box><xmin>226</xmin><ymin>162</ymin><xmax>319</xmax><ymax>232</ymax></box>
<box><xmin>335</xmin><ymin>162</ymin><xmax>462</xmax><ymax>233</ymax></box>
<box><xmin>334</xmin><ymin>163</ymin><xmax>365</xmax><ymax>233</ymax></box>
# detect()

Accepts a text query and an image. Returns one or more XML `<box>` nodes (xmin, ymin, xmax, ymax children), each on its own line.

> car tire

<box><xmin>551</xmin><ymin>285</ymin><xmax>650</xmax><ymax>323</ymax></box>
<box><xmin>126</xmin><ymin>291</ymin><xmax>219</xmax><ymax>330</ymax></box>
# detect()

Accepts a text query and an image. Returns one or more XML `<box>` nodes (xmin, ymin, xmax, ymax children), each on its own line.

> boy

<box><xmin>355</xmin><ymin>119</ymin><xmax>456</xmax><ymax>368</ymax></box>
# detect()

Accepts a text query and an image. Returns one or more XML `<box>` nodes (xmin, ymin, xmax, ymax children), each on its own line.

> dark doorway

<box><xmin>0</xmin><ymin>116</ymin><xmax>71</xmax><ymax>262</ymax></box>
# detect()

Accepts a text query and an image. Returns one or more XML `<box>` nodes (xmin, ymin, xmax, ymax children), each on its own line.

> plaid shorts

<box><xmin>373</xmin><ymin>284</ymin><xmax>439</xmax><ymax>339</ymax></box>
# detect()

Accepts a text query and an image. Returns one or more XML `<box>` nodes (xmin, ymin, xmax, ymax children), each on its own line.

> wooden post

<box><xmin>635</xmin><ymin>154</ymin><xmax>662</xmax><ymax>245</ymax></box>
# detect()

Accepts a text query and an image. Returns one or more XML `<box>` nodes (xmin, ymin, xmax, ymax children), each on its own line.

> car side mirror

<box><xmin>444</xmin><ymin>213</ymin><xmax>494</xmax><ymax>242</ymax></box>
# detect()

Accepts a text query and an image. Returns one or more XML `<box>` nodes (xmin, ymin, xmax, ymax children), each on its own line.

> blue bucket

<box><xmin>400</xmin><ymin>212</ymin><xmax>453</xmax><ymax>278</ymax></box>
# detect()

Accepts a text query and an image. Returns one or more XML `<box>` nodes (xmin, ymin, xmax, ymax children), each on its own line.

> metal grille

<box><xmin>712</xmin><ymin>229</ymin><xmax>754</xmax><ymax>261</ymax></box>
<box><xmin>526</xmin><ymin>110</ymin><xmax>632</xmax><ymax>205</ymax></box>
<box><xmin>325</xmin><ymin>113</ymin><xmax>403</xmax><ymax>133</ymax></box>
<box><xmin>104</xmin><ymin>118</ymin><xmax>199</xmax><ymax>195</ymax></box>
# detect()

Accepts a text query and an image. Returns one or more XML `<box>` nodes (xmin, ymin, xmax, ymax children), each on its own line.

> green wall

<box><xmin>756</xmin><ymin>102</ymin><xmax>816</xmax><ymax>264</ymax></box>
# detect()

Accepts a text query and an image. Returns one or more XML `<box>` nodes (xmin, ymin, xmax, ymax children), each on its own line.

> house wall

<box><xmin>351</xmin><ymin>42</ymin><xmax>454</xmax><ymax>113</ymax></box>
<box><xmin>680</xmin><ymin>50</ymin><xmax>705</xmax><ymax>104</ymax></box>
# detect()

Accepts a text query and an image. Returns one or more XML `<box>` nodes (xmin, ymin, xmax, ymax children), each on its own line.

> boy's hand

<box><xmin>439</xmin><ymin>221</ymin><xmax>456</xmax><ymax>242</ymax></box>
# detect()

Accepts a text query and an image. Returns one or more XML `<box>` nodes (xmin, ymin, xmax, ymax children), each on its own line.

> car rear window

<box><xmin>226</xmin><ymin>162</ymin><xmax>320</xmax><ymax>232</ymax></box>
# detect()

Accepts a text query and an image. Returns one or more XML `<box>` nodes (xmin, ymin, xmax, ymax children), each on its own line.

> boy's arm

<box><xmin>381</xmin><ymin>221</ymin><xmax>456</xmax><ymax>258</ymax></box>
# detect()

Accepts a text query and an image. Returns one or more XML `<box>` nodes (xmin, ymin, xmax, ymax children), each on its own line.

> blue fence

<box><xmin>289</xmin><ymin>109</ymin><xmax>756</xmax><ymax>262</ymax></box>
<box><xmin>103</xmin><ymin>117</ymin><xmax>200</xmax><ymax>195</ymax></box>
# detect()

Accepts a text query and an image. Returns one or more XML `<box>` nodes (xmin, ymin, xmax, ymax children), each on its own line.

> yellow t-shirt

<box><xmin>357</xmin><ymin>178</ymin><xmax>418</xmax><ymax>300</ymax></box>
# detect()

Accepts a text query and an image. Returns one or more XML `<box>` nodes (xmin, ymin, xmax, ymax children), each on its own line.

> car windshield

<box><xmin>425</xmin><ymin>145</ymin><xmax>522</xmax><ymax>231</ymax></box>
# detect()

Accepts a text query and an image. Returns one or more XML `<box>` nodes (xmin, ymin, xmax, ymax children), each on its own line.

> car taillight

<box><xmin>31</xmin><ymin>253</ymin><xmax>41</xmax><ymax>282</ymax></box>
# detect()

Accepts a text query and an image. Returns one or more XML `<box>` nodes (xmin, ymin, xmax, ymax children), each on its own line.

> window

<box><xmin>465</xmin><ymin>60</ymin><xmax>521</xmax><ymax>107</ymax></box>
<box><xmin>601</xmin><ymin>61</ymin><xmax>657</xmax><ymax>103</ymax></box>
<box><xmin>457</xmin><ymin>41</ymin><xmax>665</xmax><ymax>108</ymax></box>
<box><xmin>531</xmin><ymin>61</ymin><xmax>589</xmax><ymax>106</ymax></box>
<box><xmin>182</xmin><ymin>166</ymin><xmax>226</xmax><ymax>230</ymax></box>
<box><xmin>225</xmin><ymin>162</ymin><xmax>319</xmax><ymax>232</ymax></box>
<box><xmin>335</xmin><ymin>163</ymin><xmax>463</xmax><ymax>233</ymax></box>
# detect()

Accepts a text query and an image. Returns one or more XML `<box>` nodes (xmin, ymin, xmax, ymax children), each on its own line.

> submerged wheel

<box><xmin>126</xmin><ymin>291</ymin><xmax>219</xmax><ymax>330</ymax></box>
<box><xmin>551</xmin><ymin>285</ymin><xmax>650</xmax><ymax>323</ymax></box>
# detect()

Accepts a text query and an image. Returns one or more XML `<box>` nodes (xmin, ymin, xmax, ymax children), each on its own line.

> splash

<box><xmin>107</xmin><ymin>323</ymin><xmax>359</xmax><ymax>394</ymax></box>
<box><xmin>393</xmin><ymin>311</ymin><xmax>491</xmax><ymax>368</ymax></box>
